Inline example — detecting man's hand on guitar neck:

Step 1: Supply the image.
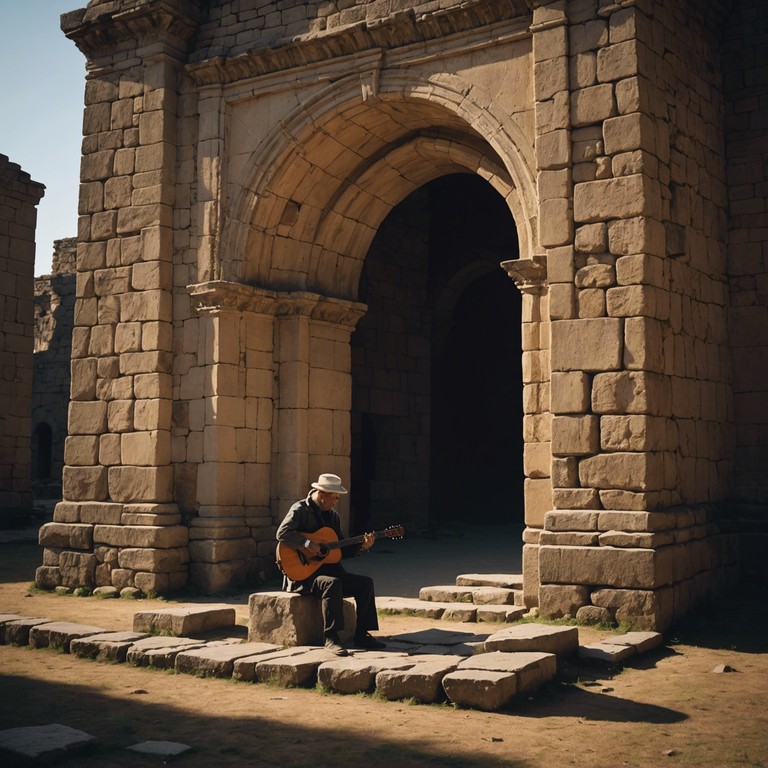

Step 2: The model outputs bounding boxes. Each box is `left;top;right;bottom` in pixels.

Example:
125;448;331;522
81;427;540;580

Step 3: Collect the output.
360;532;375;552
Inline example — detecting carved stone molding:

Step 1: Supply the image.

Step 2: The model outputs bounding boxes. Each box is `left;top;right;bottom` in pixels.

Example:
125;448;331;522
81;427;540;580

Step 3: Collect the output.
501;254;547;294
187;281;367;330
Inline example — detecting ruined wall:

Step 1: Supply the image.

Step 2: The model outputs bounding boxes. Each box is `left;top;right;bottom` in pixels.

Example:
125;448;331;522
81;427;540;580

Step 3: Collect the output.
723;0;768;576
32;238;77;497
0;155;45;522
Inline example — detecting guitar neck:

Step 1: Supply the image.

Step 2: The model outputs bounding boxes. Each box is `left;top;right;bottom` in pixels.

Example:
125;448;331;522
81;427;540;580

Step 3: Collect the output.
327;529;389;550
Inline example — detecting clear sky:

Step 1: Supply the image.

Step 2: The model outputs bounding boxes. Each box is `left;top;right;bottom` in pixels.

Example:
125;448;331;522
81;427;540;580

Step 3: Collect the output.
1;1;87;276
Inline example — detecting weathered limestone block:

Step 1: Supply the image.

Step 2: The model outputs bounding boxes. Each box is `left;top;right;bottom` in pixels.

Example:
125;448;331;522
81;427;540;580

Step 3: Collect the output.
579;452;664;491
255;649;340;688
457;651;557;695
540;531;600;546
59;551;97;587
62;466;108;501
29;621;107;652
524;478;553;528
597;39;639;82
603;113;656;155
317;656;415;695
94;524;188;548
575;264;614;290
552;415;599;455
607;216;665;257
524;441;551;478
575;605;613;625
2;618;52;646
247;592;356;646
175;642;280;678
376;657;462;703
596;510;677;532
574;174;660;222
78;502;124;525
590;586;674;630
571;83;616;127
485;622;579;656
189;561;246;594
550;371;590;414
599;489;655;511
68;400;108;434
108;465;173;502
35;566;63;590
592;371;669;414
539;545;670;589
624;316;664;372
598;531;675;548
118;547;188;572
70;631;149;662
539;197;572;248
232;648;311;683
441;669;518;711
134;570;188;595
551;488;600;509
544;510;599;531
39;523;94;551
600;414;667;452
419;586;474;603
538;584;590;618
551;318;622;371
133;605;235;635
126;636;208;669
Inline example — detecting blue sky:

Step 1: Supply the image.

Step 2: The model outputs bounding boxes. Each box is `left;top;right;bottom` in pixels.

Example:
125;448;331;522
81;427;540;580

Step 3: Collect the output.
1;1;86;275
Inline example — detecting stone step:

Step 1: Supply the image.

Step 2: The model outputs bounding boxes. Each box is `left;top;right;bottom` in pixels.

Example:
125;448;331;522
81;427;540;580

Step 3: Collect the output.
378;596;526;623
455;573;524;590
71;631;150;662
29;621;108;652
175;641;283;679
132;605;237;636
483;623;579;658
578;631;665;664
419;584;524;606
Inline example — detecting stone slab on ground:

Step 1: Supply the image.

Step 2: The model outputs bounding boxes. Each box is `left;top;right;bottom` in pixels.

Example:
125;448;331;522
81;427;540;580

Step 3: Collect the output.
71;631;150;662
247;591;356;646
420;585;520;605
0;614;34;644
126;740;191;757
391;627;488;651
456;573;524;589
457;651;558;695
317;655;415;694
441;669;519;711
132;605;236;636
578;642;638;663
609;631;664;654
1;617;52;646
0;723;96;761
126;636;211;669
232;647;314;683
175;641;282;678
375;656;464;703
254;648;341;687
29;621;108;652
376;596;449;619
484;623;579;657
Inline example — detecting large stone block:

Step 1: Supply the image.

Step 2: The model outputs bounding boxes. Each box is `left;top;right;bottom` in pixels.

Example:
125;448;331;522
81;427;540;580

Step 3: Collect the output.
108;465;173;503
552;415;599;455
539;544;670;589
574;174;660;222
591;371;669;414
118;547;188;572
39;523;94;550
62;466;108;501
579;451;664;492
247;591;356;646
551;318;622;371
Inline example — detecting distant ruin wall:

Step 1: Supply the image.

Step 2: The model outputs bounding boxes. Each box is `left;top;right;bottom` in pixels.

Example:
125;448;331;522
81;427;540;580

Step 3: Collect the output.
0;154;45;521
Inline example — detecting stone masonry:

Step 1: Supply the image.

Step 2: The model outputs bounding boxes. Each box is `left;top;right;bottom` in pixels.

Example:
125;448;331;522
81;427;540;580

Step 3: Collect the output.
33;238;77;498
35;0;767;628
0;154;45;522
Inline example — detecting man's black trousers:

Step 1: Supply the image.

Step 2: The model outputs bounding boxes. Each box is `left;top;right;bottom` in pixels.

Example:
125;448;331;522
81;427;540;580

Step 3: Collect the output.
308;565;379;637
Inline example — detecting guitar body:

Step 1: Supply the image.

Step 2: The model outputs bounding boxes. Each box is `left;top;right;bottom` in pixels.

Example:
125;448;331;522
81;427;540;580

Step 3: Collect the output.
276;524;405;582
276;527;343;582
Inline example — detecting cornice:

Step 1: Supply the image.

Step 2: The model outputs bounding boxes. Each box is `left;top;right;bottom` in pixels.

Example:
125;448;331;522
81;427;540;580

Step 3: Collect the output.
501;254;547;294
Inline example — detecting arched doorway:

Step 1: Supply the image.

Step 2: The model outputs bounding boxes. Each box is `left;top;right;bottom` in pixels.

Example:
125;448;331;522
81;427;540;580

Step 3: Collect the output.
350;174;522;534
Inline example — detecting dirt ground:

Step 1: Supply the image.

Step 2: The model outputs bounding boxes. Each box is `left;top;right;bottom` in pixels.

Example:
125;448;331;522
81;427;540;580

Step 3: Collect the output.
1;540;767;768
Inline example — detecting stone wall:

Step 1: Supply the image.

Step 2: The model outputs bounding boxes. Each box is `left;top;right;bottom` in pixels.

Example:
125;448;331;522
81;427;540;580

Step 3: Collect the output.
0;155;45;523
723;0;768;577
32;238;77;498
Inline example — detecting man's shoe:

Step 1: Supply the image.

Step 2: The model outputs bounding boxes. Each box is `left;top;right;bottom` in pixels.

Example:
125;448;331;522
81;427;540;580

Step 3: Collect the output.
324;633;349;656
353;632;386;650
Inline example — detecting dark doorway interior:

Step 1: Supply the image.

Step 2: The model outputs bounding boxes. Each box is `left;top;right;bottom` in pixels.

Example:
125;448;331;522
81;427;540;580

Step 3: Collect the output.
33;422;53;480
351;173;522;533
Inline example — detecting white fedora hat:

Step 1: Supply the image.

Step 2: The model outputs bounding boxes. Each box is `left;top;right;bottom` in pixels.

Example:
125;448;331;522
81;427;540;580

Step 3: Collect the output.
311;473;348;494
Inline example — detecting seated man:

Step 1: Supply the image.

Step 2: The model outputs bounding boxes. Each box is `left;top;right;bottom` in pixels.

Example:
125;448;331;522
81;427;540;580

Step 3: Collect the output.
276;473;386;656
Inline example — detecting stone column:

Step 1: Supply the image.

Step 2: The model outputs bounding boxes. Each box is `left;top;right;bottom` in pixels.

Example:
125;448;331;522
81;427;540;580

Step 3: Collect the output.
0;155;45;522
37;2;199;594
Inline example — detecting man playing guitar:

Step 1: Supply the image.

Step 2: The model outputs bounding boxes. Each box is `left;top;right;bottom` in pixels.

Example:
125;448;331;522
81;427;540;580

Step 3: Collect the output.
276;473;386;656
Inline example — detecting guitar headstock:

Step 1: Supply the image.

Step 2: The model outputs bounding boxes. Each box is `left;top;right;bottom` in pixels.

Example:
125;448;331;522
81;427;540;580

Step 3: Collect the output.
384;525;405;540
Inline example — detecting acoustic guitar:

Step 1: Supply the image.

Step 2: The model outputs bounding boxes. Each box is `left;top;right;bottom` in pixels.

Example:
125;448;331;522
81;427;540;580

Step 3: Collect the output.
276;524;405;581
